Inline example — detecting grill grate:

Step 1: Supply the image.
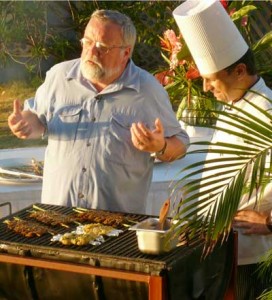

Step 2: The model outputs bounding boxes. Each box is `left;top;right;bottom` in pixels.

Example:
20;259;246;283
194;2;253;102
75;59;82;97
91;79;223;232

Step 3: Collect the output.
0;203;201;272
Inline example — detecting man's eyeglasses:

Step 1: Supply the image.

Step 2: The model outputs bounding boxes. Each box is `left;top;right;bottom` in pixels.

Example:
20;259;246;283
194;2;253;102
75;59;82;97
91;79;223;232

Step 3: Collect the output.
80;38;127;55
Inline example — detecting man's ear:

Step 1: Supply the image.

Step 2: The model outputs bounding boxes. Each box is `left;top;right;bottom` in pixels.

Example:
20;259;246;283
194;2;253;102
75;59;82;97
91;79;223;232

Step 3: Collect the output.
235;63;247;77
124;46;132;59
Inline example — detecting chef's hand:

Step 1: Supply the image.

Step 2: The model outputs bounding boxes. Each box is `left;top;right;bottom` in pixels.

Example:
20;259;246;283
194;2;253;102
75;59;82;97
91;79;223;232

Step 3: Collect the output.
8;99;45;139
233;210;271;235
130;118;165;154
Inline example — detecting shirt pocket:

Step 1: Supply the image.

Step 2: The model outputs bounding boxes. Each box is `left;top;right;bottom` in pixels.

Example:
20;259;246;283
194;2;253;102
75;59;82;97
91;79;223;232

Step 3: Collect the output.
48;106;83;142
104;113;149;167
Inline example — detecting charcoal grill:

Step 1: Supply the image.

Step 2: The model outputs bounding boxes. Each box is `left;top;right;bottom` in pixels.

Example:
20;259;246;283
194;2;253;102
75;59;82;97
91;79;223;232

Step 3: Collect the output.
0;203;236;300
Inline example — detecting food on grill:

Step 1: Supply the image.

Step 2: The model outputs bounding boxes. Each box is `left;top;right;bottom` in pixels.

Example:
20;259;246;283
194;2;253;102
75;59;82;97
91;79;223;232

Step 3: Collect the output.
74;209;128;227
82;223;115;235
31;159;44;176
51;223;123;246
29;210;76;227
0;159;43;180
4;218;52;238
60;232;97;246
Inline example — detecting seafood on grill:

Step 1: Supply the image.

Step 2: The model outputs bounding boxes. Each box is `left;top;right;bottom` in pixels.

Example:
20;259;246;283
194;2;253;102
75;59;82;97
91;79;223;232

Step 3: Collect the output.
4;218;53;238
29;209;77;227
51;223;123;246
81;223;115;235
59;232;99;246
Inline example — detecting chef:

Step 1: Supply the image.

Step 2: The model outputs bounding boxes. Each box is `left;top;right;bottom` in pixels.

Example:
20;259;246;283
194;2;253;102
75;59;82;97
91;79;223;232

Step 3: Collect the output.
173;1;272;299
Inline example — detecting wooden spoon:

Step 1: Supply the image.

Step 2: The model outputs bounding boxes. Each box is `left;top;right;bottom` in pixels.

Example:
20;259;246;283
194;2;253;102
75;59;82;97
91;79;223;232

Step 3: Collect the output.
158;198;170;230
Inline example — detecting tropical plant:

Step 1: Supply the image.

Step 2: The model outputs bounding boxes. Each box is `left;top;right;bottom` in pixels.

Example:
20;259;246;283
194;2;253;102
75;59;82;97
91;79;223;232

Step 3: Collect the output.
154;1;272;125
228;0;272;86
154;28;218;125
0;1;181;80
164;2;272;297
258;249;272;299
169;94;272;298
0;1;81;79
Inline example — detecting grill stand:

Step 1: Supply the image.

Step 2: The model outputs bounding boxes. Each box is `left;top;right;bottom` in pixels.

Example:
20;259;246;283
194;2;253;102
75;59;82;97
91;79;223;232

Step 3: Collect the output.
0;244;236;300
0;254;165;300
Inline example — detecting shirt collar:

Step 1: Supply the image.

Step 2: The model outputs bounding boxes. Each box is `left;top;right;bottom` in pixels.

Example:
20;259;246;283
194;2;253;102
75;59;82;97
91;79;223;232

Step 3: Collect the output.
114;59;140;93
240;77;265;101
232;77;264;105
65;58;140;94
66;59;82;80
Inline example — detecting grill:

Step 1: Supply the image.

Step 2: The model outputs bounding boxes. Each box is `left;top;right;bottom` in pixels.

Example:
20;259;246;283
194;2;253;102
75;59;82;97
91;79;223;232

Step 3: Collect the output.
0;203;236;300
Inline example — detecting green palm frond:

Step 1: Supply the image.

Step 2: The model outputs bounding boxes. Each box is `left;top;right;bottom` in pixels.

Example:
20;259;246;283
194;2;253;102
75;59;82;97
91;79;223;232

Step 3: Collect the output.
257;249;272;299
230;4;257;22
171;95;272;255
252;31;272;56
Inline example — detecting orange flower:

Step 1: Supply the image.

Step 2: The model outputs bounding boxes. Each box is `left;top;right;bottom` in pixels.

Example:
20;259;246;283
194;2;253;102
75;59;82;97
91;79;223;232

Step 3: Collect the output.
186;67;200;80
155;70;174;86
156;29;203;100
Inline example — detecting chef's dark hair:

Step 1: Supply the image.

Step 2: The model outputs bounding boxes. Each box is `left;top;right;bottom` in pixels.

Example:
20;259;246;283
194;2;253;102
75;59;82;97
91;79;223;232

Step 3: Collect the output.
224;48;257;76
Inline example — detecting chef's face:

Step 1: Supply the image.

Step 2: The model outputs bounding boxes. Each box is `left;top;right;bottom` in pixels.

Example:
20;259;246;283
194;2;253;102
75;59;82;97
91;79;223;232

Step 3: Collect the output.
80;17;131;85
202;65;245;103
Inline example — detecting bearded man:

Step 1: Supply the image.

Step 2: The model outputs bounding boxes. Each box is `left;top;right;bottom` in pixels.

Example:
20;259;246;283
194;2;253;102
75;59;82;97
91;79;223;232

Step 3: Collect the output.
8;9;189;213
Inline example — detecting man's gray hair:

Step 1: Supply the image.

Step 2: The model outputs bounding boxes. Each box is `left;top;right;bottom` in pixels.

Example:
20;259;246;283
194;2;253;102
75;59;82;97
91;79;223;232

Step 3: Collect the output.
90;9;136;56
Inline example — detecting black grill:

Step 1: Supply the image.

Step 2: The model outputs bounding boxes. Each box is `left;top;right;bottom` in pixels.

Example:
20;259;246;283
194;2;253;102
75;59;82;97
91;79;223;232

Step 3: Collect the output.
0;203;201;274
0;203;235;300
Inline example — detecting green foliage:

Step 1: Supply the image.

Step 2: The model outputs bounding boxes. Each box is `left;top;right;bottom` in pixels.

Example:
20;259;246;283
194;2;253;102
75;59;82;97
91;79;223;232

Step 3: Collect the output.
0;1;181;80
172;96;272;256
257;249;272;299
0;2;50;76
154;1;272;126
176;96;220;126
1;1;270;84
229;1;272;87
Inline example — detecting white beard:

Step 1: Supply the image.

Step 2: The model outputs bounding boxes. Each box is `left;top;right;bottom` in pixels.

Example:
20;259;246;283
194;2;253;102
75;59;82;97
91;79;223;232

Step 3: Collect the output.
80;59;105;81
80;57;123;83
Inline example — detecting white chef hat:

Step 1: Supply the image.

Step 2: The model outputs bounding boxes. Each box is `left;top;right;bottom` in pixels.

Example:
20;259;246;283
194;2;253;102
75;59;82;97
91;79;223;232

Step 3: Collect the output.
173;0;249;75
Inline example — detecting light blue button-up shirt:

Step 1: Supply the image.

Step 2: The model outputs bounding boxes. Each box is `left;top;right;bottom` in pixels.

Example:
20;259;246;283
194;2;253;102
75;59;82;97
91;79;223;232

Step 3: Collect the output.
29;58;189;213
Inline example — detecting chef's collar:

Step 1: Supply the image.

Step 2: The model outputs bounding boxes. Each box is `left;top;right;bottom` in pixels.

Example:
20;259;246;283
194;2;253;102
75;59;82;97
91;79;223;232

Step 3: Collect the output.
231;76;261;105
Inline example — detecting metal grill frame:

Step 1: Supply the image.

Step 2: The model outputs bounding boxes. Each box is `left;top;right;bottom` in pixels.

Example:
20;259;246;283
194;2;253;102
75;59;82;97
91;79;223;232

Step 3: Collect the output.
0;203;236;300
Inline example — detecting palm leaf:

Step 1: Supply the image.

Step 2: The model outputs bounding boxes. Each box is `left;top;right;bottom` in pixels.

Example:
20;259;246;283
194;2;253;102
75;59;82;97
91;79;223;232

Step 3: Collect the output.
252;31;272;55
171;96;272;256
230;5;257;22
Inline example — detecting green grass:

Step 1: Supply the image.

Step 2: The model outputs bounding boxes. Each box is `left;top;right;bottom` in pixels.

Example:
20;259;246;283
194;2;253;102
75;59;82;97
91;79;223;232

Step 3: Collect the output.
0;80;47;149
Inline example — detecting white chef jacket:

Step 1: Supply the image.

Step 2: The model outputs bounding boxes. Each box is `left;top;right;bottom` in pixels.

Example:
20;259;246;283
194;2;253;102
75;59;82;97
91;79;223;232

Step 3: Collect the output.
203;78;272;265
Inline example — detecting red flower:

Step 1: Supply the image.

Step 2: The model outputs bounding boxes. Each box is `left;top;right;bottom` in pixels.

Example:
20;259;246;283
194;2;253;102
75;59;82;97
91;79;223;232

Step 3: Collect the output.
155;70;174;86
220;0;228;10
186;67;200;80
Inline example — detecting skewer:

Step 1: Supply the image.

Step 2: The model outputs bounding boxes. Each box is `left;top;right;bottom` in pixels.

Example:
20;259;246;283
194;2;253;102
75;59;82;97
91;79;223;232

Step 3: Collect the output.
73;207;89;212
30;204;73;228
4;217;55;237
0;167;43;180
73;208;84;213
32;204;45;211
60;223;69;228
73;221;82;226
